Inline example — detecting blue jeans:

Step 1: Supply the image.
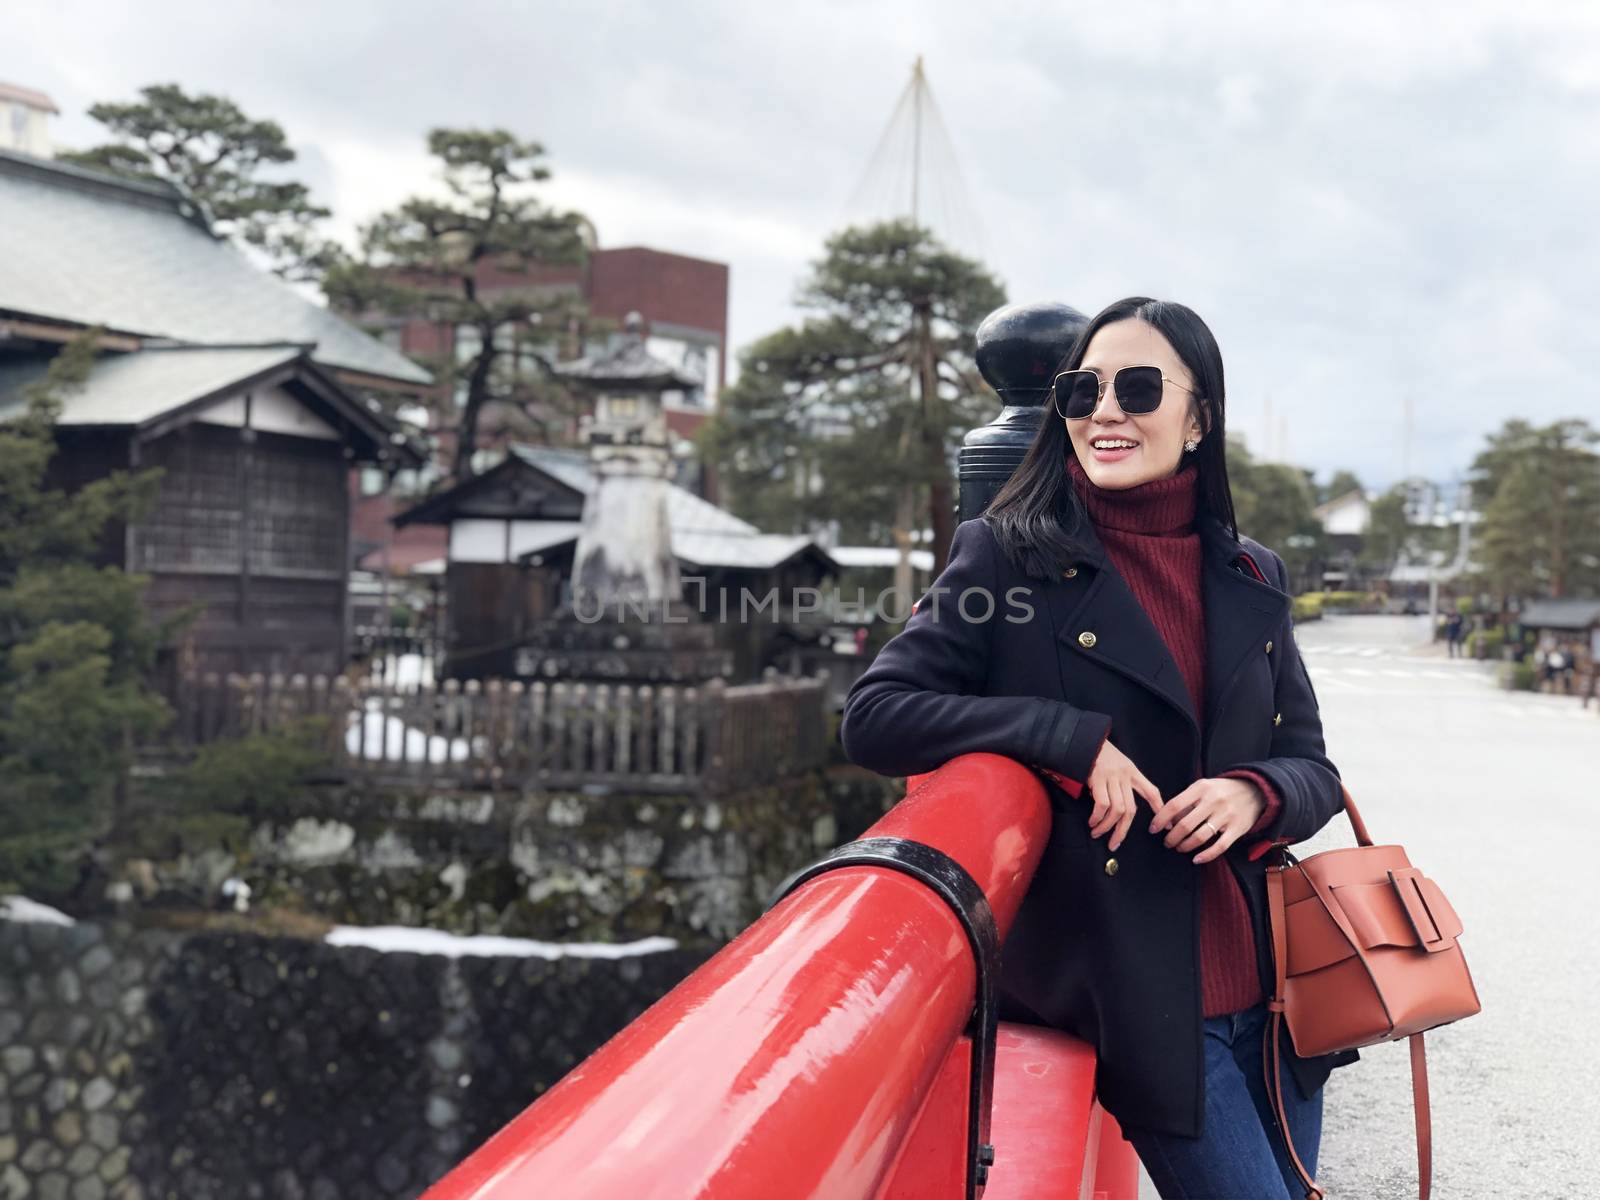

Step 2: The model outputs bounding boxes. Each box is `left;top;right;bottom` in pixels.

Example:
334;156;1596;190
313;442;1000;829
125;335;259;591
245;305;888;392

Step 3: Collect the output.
1126;1002;1324;1199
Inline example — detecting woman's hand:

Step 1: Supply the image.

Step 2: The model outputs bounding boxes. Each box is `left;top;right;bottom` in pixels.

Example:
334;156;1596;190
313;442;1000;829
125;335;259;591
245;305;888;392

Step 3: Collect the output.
1085;740;1164;853
1148;776;1267;865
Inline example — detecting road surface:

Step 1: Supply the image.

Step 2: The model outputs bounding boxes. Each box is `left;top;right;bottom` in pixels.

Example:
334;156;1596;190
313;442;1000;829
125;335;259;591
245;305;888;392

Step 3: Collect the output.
1139;614;1600;1197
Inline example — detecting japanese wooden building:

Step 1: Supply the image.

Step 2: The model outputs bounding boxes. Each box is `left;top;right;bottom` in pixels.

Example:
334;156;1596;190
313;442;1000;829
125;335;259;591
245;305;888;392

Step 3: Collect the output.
394;445;839;682
0;147;430;677
0;345;425;677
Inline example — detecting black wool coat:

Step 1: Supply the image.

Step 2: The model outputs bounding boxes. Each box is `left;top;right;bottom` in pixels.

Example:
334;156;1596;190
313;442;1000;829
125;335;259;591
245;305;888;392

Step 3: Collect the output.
839;512;1360;1140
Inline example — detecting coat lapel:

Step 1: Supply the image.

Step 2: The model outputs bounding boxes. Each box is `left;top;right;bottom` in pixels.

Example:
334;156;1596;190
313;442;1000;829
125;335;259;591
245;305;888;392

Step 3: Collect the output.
1198;517;1289;757
1045;515;1289;757
1046;523;1201;741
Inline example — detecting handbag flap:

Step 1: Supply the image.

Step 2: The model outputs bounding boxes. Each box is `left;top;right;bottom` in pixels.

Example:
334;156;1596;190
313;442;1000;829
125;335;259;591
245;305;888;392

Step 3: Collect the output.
1283;872;1463;976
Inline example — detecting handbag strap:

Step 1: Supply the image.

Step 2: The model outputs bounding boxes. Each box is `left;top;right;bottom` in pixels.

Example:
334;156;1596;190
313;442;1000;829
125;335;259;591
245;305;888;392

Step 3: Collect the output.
1410;1032;1433;1199
1265;863;1327;1199
1340;783;1374;847
1265;857;1435;1200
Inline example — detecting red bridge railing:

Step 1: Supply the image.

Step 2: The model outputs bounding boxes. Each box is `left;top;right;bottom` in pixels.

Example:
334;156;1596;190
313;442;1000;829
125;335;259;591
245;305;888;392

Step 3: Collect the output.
423;753;1140;1199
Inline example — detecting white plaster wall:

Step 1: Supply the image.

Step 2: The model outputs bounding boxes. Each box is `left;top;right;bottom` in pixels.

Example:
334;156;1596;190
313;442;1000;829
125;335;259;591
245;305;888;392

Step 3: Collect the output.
201;385;340;440
450;519;511;564
448;519;581;564
1321;496;1370;536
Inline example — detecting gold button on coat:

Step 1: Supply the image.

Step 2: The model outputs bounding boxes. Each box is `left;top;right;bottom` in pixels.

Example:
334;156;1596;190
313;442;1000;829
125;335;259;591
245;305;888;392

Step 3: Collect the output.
1265;640;1274;653
1104;857;1119;876
1273;712;1283;726
1062;567;1079;578
1078;631;1098;648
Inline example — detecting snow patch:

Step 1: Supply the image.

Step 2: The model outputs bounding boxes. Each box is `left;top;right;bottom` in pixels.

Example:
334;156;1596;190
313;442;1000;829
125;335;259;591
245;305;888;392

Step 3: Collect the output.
324;924;677;960
275;817;357;865
346;707;471;764
0;895;76;926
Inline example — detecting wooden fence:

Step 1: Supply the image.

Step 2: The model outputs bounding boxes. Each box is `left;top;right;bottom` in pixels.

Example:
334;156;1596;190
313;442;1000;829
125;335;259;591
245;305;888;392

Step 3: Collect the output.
169;670;831;793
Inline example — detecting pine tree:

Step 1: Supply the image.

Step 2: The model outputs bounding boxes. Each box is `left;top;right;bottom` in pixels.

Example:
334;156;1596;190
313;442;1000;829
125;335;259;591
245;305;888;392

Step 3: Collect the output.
0;335;171;894
1226;437;1324;583
1471;419;1600;600
1358;486;1414;575
700;220;1005;585
59;83;341;282
1317;469;1364;504
325;130;591;480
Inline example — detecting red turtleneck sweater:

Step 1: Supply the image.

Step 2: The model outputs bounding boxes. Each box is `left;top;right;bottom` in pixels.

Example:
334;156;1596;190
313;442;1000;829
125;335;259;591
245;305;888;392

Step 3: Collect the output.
1064;454;1281;1017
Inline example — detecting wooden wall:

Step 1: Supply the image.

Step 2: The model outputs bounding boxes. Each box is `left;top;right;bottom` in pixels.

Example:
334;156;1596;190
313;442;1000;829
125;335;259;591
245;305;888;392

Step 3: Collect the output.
135;423;351;678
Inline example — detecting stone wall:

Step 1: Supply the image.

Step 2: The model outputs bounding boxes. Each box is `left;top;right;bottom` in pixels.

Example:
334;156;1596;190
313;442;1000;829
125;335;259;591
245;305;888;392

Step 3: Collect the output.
123;773;844;944
0;917;711;1199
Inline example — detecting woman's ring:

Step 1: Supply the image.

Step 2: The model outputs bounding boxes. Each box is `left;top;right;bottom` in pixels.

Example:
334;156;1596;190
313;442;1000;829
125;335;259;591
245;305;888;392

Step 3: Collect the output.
1202;820;1219;838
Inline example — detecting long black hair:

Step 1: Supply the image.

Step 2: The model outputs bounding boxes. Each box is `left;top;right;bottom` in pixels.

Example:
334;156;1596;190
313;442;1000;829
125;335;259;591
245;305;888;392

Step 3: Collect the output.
983;296;1240;580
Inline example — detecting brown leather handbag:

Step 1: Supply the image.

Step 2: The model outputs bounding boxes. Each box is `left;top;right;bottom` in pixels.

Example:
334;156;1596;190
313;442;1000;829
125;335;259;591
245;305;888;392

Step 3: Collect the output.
1263;785;1481;1200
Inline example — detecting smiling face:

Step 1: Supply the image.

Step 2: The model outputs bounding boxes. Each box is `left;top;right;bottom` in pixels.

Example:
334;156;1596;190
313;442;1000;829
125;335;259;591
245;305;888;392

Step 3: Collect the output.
1064;318;1206;490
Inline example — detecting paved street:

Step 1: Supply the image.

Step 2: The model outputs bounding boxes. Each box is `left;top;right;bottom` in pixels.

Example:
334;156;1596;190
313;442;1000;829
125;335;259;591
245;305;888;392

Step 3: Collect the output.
1306;615;1600;1198
1228;620;1593;1200
1137;614;1600;1197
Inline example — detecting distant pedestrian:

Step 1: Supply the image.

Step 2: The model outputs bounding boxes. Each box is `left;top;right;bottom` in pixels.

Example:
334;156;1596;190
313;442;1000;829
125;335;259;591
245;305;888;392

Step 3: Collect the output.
1538;637;1558;687
1558;643;1578;694
1445;612;1465;658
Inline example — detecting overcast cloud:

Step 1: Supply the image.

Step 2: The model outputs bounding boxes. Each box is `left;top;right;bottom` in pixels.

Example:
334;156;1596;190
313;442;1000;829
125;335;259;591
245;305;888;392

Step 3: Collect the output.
12;0;1600;489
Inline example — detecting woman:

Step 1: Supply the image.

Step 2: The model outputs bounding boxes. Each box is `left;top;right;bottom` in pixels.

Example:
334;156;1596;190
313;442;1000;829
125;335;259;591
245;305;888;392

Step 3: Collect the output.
840;297;1357;1198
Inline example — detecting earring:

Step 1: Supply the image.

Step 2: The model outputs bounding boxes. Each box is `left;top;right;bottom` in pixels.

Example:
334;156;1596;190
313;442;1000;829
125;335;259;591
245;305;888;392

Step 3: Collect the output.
1184;438;1200;453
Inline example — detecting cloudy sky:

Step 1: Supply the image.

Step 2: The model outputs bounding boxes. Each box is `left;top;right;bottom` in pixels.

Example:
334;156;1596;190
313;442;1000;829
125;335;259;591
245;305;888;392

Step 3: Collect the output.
13;0;1600;489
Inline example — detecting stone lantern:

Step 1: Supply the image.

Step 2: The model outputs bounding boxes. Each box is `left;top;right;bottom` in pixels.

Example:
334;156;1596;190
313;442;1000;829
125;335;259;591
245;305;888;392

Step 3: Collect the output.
516;313;731;683
563;312;696;615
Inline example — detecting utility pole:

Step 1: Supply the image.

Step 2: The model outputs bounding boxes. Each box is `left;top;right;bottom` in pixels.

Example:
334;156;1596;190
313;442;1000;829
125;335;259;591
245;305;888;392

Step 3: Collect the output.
1402;393;1414;482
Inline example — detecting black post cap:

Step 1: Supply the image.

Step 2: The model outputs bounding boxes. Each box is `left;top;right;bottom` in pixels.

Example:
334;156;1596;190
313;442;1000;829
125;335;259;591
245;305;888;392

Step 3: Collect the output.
973;302;1090;409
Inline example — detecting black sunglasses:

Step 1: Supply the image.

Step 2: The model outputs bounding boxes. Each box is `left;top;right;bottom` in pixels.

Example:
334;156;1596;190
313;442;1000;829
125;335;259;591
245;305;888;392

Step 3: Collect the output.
1052;365;1200;420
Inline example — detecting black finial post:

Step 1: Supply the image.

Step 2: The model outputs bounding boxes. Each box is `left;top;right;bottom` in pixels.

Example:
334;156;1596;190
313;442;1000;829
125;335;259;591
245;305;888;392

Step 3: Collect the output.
958;302;1089;523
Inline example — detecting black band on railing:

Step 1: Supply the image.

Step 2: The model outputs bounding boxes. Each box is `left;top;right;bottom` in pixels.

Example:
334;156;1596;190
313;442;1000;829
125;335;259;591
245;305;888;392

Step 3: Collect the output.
767;837;1001;1199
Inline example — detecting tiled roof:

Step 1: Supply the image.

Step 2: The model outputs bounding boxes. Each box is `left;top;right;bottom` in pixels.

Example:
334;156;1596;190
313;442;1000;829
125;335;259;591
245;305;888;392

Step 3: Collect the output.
0;344;303;425
0;343;425;466
507;444;762;538
0;83;59;113
1520;598;1600;629
671;530;819;570
498;444;829;571
507;444;600;497
826;546;936;571
0;149;431;386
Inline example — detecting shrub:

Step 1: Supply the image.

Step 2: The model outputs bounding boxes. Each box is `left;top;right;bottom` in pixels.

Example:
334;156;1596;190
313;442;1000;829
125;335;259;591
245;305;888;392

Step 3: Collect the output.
174;717;333;821
1294;590;1382;614
1502;656;1537;691
1466;628;1505;659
